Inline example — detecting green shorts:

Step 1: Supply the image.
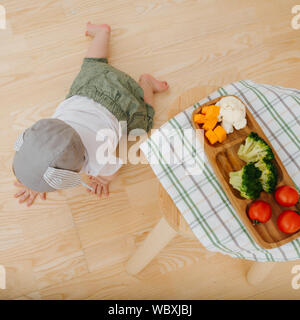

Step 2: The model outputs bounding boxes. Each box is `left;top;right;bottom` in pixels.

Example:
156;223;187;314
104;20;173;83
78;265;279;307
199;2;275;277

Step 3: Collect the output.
66;58;155;133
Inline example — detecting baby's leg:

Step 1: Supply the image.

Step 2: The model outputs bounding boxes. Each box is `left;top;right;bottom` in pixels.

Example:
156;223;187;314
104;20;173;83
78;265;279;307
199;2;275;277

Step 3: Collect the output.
85;22;111;59
139;74;169;106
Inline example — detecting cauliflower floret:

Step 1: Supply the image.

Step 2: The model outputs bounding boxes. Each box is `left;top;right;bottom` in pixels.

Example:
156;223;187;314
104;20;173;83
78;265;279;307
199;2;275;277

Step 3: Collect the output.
221;120;233;134
216;96;247;133
233;118;247;130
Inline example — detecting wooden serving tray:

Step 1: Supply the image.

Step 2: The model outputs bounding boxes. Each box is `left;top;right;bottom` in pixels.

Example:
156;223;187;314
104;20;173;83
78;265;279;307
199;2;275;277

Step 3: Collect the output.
192;95;300;249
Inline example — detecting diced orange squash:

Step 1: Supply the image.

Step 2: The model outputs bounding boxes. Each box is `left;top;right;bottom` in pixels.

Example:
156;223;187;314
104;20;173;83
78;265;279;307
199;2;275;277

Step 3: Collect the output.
213;125;227;143
205;130;218;145
206;105;220;119
202;117;218;131
205;113;218;121
193;114;206;124
201;106;210;114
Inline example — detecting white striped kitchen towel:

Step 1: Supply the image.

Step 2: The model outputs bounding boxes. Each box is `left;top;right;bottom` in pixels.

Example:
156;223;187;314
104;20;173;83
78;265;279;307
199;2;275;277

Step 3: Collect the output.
140;80;300;262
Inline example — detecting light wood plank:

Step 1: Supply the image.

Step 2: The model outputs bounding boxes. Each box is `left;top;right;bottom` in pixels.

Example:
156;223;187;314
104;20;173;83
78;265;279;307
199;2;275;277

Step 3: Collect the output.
0;0;299;299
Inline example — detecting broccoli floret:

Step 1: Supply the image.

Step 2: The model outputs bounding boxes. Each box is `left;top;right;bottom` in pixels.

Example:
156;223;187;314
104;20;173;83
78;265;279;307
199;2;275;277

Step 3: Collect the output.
229;162;263;199
255;158;278;193
237;132;274;163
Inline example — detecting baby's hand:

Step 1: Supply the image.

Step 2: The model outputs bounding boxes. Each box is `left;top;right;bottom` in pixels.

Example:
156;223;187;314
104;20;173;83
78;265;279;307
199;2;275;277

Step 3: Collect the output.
87;176;109;198
14;180;46;207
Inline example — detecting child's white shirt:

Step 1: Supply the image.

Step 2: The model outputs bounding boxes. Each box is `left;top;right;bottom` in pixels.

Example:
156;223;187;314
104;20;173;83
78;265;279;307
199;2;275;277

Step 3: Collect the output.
52;95;122;177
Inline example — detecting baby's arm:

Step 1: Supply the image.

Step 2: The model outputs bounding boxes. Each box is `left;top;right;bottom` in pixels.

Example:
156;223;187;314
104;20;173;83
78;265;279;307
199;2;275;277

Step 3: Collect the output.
87;171;119;198
14;180;47;206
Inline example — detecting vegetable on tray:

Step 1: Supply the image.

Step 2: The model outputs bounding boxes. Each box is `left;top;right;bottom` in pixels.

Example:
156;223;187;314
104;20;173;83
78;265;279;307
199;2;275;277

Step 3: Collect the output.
214;126;227;143
229;162;262;200
275;185;299;207
193;96;248;144
205;125;227;144
248;200;272;224
203;118;218;131
194;105;227;145
254;158;278;193
229;132;278;199
237;132;274;163
277;210;300;234
193;114;206;124
216;96;247;134
205;129;218;145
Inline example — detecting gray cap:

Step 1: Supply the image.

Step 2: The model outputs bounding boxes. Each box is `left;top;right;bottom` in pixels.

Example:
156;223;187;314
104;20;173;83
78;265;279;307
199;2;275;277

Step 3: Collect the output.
13;119;86;193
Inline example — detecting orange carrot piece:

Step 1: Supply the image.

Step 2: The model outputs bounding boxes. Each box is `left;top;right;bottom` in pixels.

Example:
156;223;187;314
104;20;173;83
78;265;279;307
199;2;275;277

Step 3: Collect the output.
202;118;218;131
213;125;227;143
206;105;220;119
194;114;206;124
201;106;210;114
205;130;218;145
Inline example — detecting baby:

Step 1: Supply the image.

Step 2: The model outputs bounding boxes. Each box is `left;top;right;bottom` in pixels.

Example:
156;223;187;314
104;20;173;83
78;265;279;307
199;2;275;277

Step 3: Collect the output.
13;22;169;206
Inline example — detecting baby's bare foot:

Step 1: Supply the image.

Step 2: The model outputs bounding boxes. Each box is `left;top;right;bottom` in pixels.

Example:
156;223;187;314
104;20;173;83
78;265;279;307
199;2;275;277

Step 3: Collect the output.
85;22;111;37
139;74;169;93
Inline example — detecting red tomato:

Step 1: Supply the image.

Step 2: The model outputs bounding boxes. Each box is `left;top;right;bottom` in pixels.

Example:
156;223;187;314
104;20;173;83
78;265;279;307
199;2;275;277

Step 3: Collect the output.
275;185;299;207
248;200;272;224
277;210;300;234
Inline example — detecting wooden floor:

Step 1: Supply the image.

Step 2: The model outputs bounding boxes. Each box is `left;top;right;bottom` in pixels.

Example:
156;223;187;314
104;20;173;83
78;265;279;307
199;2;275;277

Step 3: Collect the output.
0;0;300;300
